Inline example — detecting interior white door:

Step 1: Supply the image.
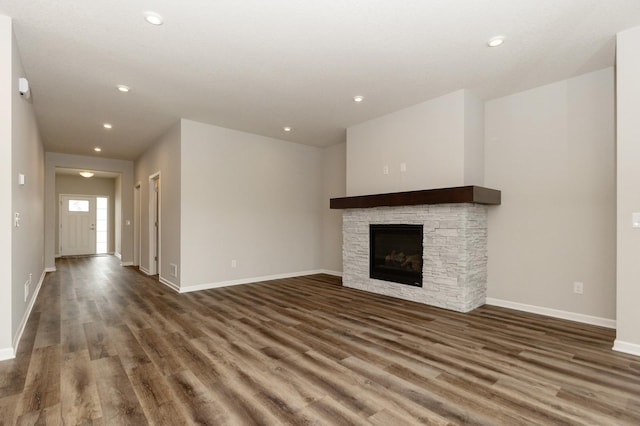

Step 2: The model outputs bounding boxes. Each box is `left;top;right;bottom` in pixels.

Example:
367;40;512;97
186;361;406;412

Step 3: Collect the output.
60;195;97;255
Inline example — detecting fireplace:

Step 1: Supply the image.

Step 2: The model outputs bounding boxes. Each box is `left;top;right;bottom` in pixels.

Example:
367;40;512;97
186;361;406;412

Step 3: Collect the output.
332;186;500;312
370;224;423;286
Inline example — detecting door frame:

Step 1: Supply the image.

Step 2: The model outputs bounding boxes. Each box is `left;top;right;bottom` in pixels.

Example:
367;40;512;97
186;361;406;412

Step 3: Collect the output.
148;172;161;275
134;182;141;266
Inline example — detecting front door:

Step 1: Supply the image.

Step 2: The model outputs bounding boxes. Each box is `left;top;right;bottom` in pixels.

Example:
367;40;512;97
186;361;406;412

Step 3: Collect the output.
60;195;96;256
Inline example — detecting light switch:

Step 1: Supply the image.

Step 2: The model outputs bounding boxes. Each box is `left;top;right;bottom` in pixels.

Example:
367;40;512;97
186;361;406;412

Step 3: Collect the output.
633;212;640;228
18;174;25;185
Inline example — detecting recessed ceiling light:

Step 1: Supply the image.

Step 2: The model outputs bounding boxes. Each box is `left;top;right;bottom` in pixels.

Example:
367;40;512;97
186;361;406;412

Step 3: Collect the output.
487;36;505;47
103;123;112;129
94;147;102;152
144;11;163;26
353;95;365;103
116;85;130;93
283;126;292;132
79;171;94;178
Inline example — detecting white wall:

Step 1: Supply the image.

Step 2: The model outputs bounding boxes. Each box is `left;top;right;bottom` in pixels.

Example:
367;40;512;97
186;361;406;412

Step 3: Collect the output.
464;91;484;185
180;119;323;289
321;142;346;273
45;153;134;269
615;26;640;354
0;15;13;357
0;15;46;359
134;121;181;288
346;89;484;196
54;175;116;255
485;68;615;322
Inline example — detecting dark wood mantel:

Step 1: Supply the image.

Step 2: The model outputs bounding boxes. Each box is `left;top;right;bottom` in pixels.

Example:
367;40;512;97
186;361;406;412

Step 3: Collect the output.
330;185;501;209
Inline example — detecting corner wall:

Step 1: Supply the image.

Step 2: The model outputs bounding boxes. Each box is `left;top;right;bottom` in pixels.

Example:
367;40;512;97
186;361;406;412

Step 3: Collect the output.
180;119;323;290
464;91;484;185
615;26;640;355
321;142;346;274
485;68;616;324
0;14;14;357
0;15;46;359
134;121;181;288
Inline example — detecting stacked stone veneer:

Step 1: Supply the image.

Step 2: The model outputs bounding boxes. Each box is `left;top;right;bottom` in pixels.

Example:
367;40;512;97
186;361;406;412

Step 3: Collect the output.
342;203;488;313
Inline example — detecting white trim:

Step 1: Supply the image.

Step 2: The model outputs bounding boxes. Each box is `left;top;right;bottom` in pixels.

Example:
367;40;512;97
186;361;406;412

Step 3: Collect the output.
120;261;134;267
0;347;14;361
319;269;342;277
486;297;616;329
148;172;161;276
180;270;334;293
114;252;122;260
139;266;152;275
134;181;141;267
45;267;56;272
159;276;180;292
613;340;640;357
12;270;47;357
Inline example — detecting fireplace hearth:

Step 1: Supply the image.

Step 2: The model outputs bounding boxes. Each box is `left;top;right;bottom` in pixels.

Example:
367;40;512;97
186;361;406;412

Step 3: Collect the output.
370;224;423;286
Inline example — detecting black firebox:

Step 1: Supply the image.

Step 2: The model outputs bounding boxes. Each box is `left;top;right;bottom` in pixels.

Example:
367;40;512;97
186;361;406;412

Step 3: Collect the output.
369;224;423;287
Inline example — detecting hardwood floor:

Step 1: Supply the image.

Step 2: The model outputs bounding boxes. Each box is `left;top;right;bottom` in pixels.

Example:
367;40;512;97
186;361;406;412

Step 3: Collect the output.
1;256;639;425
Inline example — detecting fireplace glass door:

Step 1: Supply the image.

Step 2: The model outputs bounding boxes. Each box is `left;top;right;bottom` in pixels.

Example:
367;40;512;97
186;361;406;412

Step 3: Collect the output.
370;224;423;286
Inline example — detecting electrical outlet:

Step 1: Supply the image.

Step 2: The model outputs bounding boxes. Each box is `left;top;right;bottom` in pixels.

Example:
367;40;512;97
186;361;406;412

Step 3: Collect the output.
383;165;389;175
400;162;407;172
573;281;584;295
231;259;237;268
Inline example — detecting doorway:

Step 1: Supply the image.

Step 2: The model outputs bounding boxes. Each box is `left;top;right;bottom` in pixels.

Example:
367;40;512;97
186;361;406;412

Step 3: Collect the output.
59;195;109;256
149;173;160;275
134;182;141;266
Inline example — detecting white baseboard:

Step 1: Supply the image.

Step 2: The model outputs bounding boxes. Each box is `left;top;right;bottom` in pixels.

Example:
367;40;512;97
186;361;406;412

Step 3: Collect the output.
159;276;180;293
0;347;14;361
180;269;335;293
613;340;640;356
485;297;616;329
45;267;56;273
319;269;343;277
11;269;47;358
120;261;134;267
114;252;122;260
139;266;152;275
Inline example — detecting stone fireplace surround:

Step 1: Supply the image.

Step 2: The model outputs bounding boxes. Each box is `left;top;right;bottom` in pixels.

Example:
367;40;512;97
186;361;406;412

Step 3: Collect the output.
331;186;501;313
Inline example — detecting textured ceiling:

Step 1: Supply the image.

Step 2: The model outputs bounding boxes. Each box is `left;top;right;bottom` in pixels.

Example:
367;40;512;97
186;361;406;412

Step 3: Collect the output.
1;0;639;160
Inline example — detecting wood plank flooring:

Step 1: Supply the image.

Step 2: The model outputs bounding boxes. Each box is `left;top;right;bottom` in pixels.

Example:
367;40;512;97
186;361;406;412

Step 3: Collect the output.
1;255;639;425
